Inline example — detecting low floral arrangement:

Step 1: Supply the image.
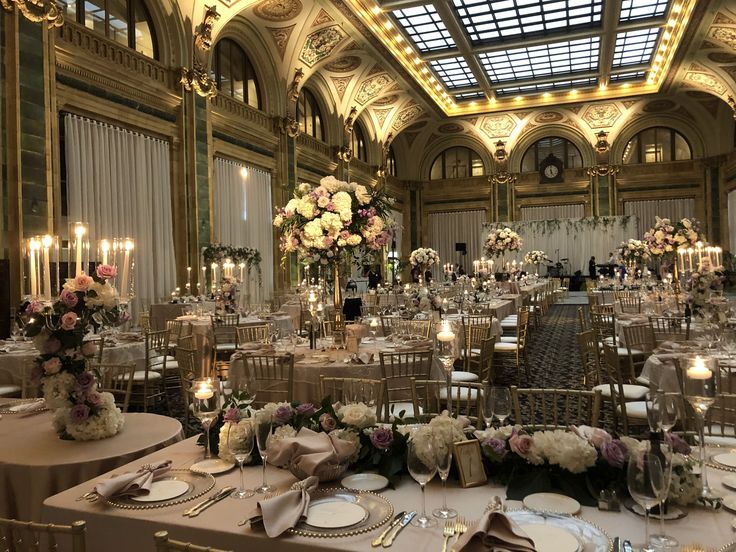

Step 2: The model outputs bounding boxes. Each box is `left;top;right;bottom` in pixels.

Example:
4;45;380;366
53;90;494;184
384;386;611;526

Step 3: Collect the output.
273;176;395;266
523;251;549;266
219;275;239;313
617;239;650;264
202;243;262;287
643;217;704;258
408;286;443;312
484;228;523;258
478;425;699;506
24;267;128;441
409;248;439;270
686;258;725;315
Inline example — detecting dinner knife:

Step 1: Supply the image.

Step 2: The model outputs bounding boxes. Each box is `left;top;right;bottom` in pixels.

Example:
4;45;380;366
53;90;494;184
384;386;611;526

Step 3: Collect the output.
382;511;416;547
183;487;234;517
371;512;406;547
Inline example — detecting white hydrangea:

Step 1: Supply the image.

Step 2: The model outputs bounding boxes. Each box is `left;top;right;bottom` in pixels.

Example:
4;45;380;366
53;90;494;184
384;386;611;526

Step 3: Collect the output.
337;402;377;429
532;430;598;474
329;428;361;462
218;419;255;463
297;197;316;220
43;372;78;410
63;393;125;441
354;185;371;206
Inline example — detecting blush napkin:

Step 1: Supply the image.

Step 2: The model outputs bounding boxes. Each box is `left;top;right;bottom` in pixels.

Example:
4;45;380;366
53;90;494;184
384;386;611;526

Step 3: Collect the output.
94;460;173;498
453;511;536;552
246;476;319;537
267;427;355;476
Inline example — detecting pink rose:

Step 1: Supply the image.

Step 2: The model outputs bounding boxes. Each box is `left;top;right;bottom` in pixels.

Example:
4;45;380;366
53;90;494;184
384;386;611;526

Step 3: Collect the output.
95;264;117;280
509;432;534;457
87;392;102;407
73;274;93;291
60;289;78;308
25;300;43;314
319;413;337;431
60;312;78;330
42;357;61;374
81;341;97;357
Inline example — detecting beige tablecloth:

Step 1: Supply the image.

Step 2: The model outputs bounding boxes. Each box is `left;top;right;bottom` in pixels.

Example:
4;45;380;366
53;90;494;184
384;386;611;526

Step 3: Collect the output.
1;410;183;520
42;436;736;551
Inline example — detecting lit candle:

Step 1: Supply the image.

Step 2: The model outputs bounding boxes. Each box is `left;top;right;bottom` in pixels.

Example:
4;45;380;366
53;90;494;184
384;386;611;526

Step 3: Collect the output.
194;382;214;400
187;266;192;290
73;223;86;276
369;317;379;328
239;262;245;281
687;356;712;380
121;239;133;301
678;248;685;273
696;241;704;264
716;247;722;268
211;263;218;292
41;235;53;300
437;321;455;342
687;248;693;271
100;239;110;265
28;238;39;297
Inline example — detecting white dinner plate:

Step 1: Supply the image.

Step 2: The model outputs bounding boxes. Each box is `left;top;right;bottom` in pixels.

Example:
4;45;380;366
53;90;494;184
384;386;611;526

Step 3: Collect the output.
723;474;736;491
519;524;581;552
189;458;235;475
722;495;736;513
713;453;736;468
305;500;367;529
341;473;389;492
523;493;581;515
130;479;190;502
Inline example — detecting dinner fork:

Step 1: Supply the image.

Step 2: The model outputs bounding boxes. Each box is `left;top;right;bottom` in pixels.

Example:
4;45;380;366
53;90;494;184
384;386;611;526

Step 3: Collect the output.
441;521;455;552
453;518;468;547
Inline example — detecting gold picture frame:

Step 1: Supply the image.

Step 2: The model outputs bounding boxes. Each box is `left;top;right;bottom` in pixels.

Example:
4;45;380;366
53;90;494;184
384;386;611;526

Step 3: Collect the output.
453;440;487;488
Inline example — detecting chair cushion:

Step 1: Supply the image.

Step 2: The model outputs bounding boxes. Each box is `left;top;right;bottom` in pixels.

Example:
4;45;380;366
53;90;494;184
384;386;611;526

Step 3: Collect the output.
593;383;649;400
215;343;238;351
616;400;649;419
451;371;480;383
388;402;420;420
494;342;519;352
150;355;176;366
151;361;179;371
439;387;480;401
130;370;162;382
0;385;22;397
500;321;518;328
499;336;517;343
697;426;736;447
635;375;650;386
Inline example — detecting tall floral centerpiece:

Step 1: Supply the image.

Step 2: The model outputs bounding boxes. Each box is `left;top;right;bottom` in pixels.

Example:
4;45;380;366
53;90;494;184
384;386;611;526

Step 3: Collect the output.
643;217;703;259
273;176;395;320
523;250;549;275
484;228;522;274
686;258;725;316
24;266;127;440
409;248;439;274
617;239;650;267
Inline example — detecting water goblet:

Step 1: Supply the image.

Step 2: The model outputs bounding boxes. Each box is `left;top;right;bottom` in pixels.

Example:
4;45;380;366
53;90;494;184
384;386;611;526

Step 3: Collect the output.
227;420;255;499
191;378;220;459
432;443;457;520
490;386;511;427
253;411;274;494
649;443;678;551
627;450;665;552
407;435;437;528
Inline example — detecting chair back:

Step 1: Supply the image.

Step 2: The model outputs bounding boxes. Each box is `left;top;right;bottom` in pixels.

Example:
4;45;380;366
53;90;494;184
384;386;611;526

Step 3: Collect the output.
211;314;239;344
577;307;589;332
96;362;136;412
379;349;433;421
319;376;381;409
241;353;294;407
621;323;655;380
174;335;197;425
380;315;400;337
236;324;270;345
600;342;634;434
706;393;736;439
589;310;616;344
165;320;184;345
648;315;690;343
515;308;530;349
405;319;432;339
411;379;483;425
576;330;602;389
0;518;87;552
153;531;232;552
145;329;170;369
139;310;151;332
510;386;602;430
477;337;496;383
95;336;106;364
618;296;642;314
466;324;491;351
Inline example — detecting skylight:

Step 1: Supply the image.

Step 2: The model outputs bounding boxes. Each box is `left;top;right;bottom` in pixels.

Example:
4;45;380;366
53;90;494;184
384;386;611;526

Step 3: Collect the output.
495;77;597;96
619;0;669;22
430;57;478;89
612;28;660;68
392;4;456;52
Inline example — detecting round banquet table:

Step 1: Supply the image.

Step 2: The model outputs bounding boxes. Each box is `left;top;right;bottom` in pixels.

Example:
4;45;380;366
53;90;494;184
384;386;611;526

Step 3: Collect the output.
0;409;183;520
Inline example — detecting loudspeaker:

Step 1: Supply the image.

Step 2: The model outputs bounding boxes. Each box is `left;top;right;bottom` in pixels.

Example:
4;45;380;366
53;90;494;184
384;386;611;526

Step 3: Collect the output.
455;242;467;254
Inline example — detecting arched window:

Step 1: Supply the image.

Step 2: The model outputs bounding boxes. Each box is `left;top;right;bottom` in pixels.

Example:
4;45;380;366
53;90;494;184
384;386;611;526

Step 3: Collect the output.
430;146;484;180
212;38;261;109
58;0;158;59
386;145;397;177
521;137;583;173
622;127;692;164
297;89;324;141
351;121;367;162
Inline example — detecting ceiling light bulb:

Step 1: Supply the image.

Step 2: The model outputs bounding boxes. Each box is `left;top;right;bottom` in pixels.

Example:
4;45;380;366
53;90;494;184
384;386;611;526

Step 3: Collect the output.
404;46;412;54
490;98;496;104
569;89;578;96
371;6;381;14
384;21;392;29
651;64;659;72
514;96;523;102
469;101;477;106
598;83;606;91
434;84;441;91
622;83;630;89
396;34;403;42
429;76;436;83
441;91;448;98
668;18;676;27
647;77;655;85
413;57;421;65
542;92;551;99
672;3;681;13
421;67;428;74
655;54;663;62
663;31;671;41
449;102;456;108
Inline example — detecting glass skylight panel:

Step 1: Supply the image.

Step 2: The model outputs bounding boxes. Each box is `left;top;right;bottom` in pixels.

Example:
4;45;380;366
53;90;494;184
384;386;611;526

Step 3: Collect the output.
495;77;597;96
478;37;600;83
452;0;603;45
612;28;660;68
430;57;478;89
619;0;669;22
455;91;486;101
391;4;456;52
609;71;646;82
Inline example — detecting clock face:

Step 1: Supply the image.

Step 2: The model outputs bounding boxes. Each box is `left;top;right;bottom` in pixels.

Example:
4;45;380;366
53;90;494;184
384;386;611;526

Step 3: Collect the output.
544;164;559;178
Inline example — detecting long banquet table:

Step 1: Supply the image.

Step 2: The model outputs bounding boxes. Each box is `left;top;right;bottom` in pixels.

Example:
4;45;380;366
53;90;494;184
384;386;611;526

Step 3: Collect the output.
1;409;184;521
43;436;736;551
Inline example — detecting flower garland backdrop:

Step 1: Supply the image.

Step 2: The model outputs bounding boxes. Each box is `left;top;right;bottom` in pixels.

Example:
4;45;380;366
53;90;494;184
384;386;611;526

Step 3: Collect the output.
202;243;262;287
24;267;128;440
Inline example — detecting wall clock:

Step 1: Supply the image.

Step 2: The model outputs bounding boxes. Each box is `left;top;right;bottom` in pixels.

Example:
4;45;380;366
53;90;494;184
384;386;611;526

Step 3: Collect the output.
539;153;564;183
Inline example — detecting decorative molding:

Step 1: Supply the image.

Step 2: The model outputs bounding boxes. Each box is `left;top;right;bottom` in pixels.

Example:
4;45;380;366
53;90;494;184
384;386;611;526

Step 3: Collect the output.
287;67;304;102
1;0;63;27
312;9;334;26
330;75;352;100
194;5;219;51
354;73;393;105
587;164;620;177
344;106;357;133
253;0;302;21
299;25;346;67
581;103;621;128
324;55;361;72
337;145;353;162
267;25;296;59
391;104;422;132
372;107;391;128
479;114;516;139
181;6;220;98
279;114;300;138
684;70;728;95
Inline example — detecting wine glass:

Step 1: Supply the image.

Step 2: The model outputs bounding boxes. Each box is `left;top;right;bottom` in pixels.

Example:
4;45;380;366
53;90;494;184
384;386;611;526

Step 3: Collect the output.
490;387;511;427
628;450;666;552
647;391;679;434
648;442;678;551
407;435;437;528
253;411;274;494
432;442;457;519
191;378;220;459
232;366;257;411
482;385;495;429
227;420;255;499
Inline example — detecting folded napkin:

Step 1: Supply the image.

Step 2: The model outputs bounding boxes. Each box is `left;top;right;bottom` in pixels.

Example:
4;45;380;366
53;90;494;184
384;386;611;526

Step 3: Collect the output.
94;460;173;498
267;428;355;477
7;399;45;413
398;339;433;350
345;352;374;364
454;511;536;552
247;476;319;537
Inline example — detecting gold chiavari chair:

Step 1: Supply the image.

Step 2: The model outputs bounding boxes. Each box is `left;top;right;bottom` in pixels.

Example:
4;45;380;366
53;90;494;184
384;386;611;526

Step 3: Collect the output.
404;319;432;339
620;324;656;384
139;310;151;332
379;349;433;421
618;295;642;314
493;308;530;384
240;353;294;408
458;336;496;384
411;379;483;426
577;306;590;332
589;306;617;346
95;336;106;364
464;324;492;371
95;362;136;413
153;531;232;552
510;386;602;430
0;518;87;552
601;342;649;435
236;324;270;345
320;319;345;339
380;315;401;337
319;376;382;409
165;319;184;351
129;329;169;413
648;315;690;344
577;330;602;389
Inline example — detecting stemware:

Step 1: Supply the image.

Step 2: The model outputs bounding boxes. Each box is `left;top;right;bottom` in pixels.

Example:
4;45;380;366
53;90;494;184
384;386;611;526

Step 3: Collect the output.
432;442;457;520
253;411;274;494
627;450;665;552
227;420;255;499
191;378;220;459
435;320;458;416
233;366;257;411
489;386;511;427
648;442;678;551
407;435;437;528
482;385;495;429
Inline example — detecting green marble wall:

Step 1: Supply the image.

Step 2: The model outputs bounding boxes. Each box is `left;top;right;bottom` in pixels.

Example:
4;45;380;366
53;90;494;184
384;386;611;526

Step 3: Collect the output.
195;94;210;252
594;175;611;216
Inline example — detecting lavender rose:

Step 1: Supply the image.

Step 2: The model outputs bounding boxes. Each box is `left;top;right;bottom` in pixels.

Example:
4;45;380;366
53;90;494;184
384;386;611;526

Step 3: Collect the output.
60;289;79;308
601;439;628;468
42;357;61;375
25;300;43;314
370;427;394;450
76;371;95;389
60;312;79;331
69;403;90;424
87;392;102;407
295;403;316;417
274;404;294;424
80;341;97;357
665;432;691;455
483;437;508;460
223;407;241;423
319;413;337;431
95;264;117;280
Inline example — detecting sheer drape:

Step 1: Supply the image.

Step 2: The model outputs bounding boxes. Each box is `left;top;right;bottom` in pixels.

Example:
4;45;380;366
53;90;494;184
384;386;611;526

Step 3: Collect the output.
213;158;273;303
391;209;403;258
520;204;585;221
428;210;486;271
65;114;176;314
485;216;639;274
623;199;695;235
729;190;736;253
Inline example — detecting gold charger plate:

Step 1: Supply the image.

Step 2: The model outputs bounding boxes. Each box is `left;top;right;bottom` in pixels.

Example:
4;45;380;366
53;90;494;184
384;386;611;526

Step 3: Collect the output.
102;470;215;510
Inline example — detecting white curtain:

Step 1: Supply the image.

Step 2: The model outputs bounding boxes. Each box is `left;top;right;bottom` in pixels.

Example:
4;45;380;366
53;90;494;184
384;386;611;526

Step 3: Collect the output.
484;216;639;274
520;204;585;221
391;209;403;258
624;198;695;235
729;190;736;253
213;158;274;304
65;114;176;314
428;210;486;272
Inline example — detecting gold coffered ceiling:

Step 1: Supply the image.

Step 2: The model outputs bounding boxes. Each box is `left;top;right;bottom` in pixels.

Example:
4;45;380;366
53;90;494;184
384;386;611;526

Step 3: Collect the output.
341;0;698;115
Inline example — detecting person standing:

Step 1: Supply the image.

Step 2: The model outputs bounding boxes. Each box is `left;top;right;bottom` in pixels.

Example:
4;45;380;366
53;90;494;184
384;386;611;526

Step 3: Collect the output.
588;256;597;280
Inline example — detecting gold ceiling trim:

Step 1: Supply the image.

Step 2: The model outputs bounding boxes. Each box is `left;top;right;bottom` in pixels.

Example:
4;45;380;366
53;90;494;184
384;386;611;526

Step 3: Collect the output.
1;0;64;27
344;0;698;116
